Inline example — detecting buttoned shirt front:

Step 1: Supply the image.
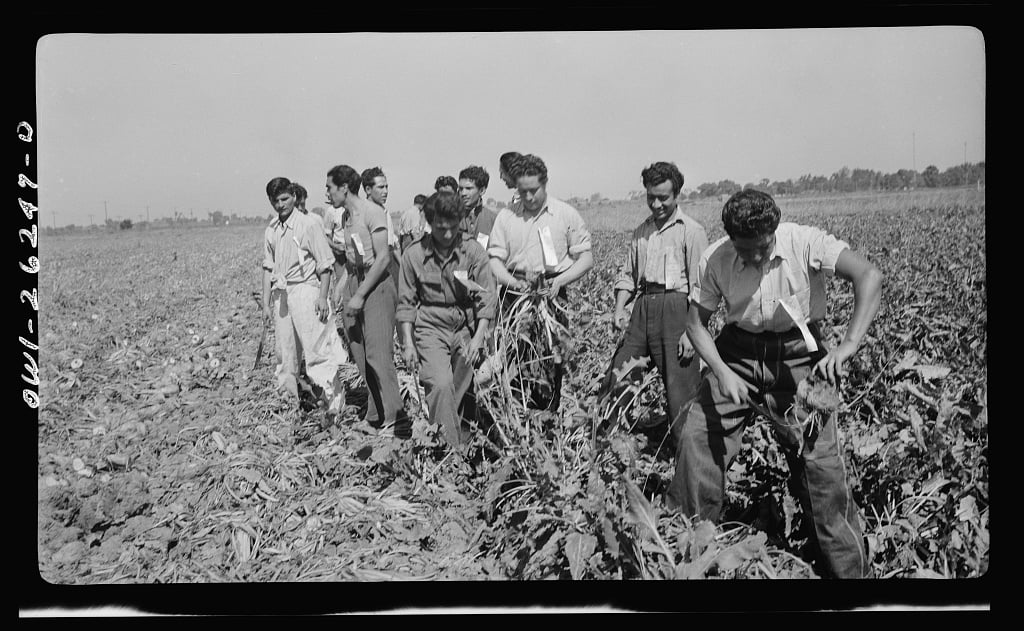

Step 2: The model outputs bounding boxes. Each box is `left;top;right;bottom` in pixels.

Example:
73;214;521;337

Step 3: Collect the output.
691;222;850;333
262;210;335;289
397;234;498;331
324;199;388;274
613;206;708;296
487;195;592;275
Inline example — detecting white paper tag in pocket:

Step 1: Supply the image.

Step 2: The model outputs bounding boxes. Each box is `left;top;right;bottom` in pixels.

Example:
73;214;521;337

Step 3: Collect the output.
454;270;486;292
476;233;489;249
350;233;366;256
423;223;432;234
538;225;559;268
779;296;818;353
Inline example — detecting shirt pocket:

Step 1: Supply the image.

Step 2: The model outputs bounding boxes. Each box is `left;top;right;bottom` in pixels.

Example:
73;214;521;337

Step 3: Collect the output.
768;287;811;331
421;271;447;304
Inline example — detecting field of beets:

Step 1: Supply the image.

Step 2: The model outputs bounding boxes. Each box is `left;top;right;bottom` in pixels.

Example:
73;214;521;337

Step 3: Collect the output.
35;192;987;594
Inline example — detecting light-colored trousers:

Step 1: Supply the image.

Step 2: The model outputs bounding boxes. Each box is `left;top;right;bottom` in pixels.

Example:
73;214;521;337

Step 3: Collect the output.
272;282;346;412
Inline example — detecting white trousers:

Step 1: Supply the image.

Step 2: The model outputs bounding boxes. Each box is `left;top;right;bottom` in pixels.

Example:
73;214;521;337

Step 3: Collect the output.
272;283;346;412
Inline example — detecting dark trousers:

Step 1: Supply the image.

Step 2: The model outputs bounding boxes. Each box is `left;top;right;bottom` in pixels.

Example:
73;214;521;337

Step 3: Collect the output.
666;324;868;579
602;291;701;438
342;270;407;427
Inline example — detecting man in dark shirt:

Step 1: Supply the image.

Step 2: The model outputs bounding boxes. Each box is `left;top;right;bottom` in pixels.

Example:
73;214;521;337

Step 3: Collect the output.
397;191;497;447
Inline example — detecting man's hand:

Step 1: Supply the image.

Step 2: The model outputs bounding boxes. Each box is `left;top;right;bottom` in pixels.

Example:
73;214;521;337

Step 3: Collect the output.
715;367;752;406
813;341;856;386
613;307;630;332
511;277;531;292
547;273;568;296
314;296;329;323
402;342;419;371
677;331;695;363
345;293;365;317
469;333;487;365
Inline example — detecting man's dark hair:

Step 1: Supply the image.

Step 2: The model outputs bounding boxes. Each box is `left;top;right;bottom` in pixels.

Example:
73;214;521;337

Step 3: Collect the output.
289;182;308;204
266;177;292;200
361;166;385;192
434;175;458;192
414;194;427;205
722;189;781;239
459;165;490;190
327;165;362;194
499;151;521;174
516;154;548;185
423;191;466;224
641;162;685;196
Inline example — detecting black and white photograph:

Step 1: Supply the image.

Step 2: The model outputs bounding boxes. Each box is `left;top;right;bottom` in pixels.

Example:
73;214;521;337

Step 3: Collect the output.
23;16;989;616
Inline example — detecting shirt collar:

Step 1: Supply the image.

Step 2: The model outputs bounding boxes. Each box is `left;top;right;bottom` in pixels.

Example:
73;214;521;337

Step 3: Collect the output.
421;234;464;264
734;231;787;270
276;210;298;230
513;197;552;218
644;206;686;233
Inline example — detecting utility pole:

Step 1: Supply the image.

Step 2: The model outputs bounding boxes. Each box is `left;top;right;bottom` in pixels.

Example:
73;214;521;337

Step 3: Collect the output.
88;214;94;226
146;205;150;222
104;200;108;224
912;132;916;172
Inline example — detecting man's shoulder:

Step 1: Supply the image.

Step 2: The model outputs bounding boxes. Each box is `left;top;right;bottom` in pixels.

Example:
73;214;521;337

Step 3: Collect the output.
676;209;707;233
703;235;734;264
403;236;428;259
460;236;488;258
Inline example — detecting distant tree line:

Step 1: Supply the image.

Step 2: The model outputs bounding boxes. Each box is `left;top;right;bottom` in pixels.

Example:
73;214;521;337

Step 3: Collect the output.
690;162;985;200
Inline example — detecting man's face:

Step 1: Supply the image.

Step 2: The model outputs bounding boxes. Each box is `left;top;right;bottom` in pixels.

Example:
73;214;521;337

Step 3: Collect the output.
325;179;348;209
499;167;515;189
271;191;296;216
646;180;678;223
430;216;460;250
731;233;776;269
517;174;547;212
459;178;485;209
365;176;388;207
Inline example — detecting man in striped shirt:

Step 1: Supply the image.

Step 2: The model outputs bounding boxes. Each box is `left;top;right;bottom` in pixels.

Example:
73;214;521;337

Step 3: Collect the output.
669;188;883;579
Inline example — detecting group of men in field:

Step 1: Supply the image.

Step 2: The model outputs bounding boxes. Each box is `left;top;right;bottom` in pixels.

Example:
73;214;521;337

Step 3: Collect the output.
262;153;883;579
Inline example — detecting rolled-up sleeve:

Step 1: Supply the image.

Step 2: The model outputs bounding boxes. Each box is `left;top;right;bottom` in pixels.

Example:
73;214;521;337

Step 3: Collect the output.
566;206;592;256
396;248;420;324
471;246;498;322
303;221;336;275
684;223;709;293
612;236;637;294
262;227;275;272
804;225;850;275
691;245;723;312
487;212;510;262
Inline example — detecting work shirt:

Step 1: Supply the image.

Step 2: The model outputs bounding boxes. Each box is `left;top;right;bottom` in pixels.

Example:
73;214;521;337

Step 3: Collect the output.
691;222;850;334
324;200;389;275
262;210;335;289
397;234;498;332
460;203;498;248
487;196;592;275
613;206;708;296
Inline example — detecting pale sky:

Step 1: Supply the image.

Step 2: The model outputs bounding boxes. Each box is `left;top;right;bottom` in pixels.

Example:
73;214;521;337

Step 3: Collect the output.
36;27;985;227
